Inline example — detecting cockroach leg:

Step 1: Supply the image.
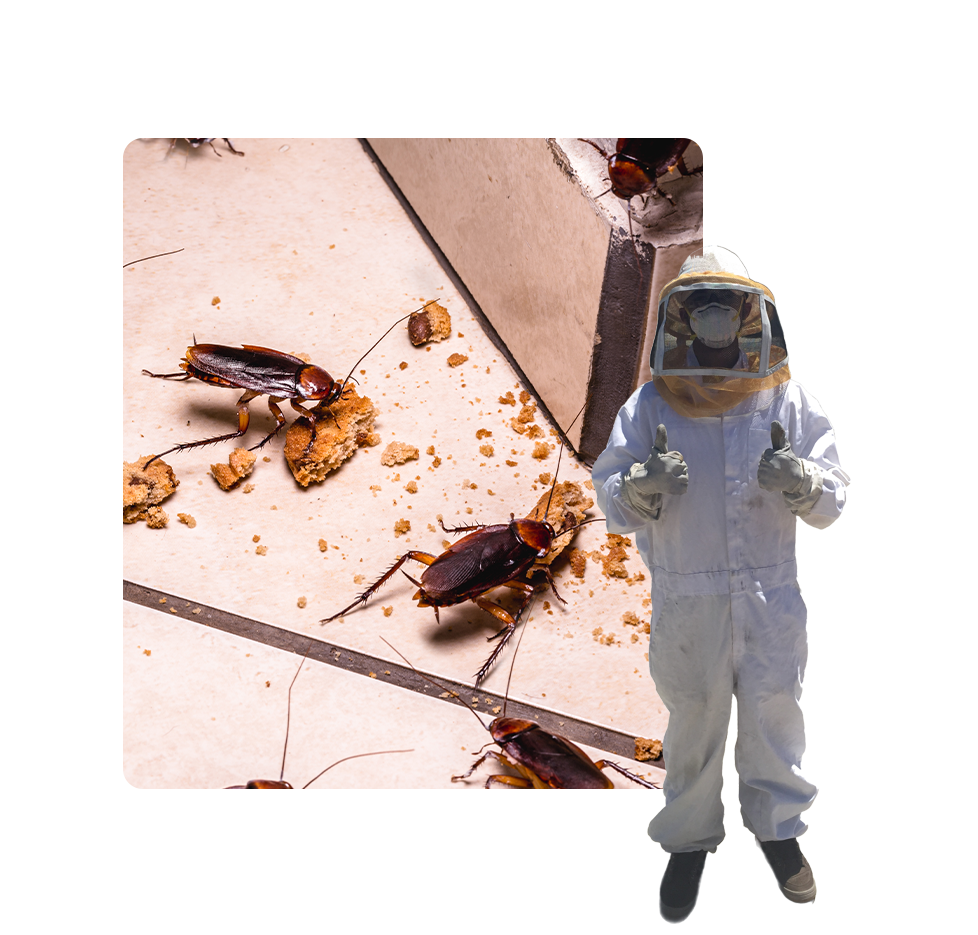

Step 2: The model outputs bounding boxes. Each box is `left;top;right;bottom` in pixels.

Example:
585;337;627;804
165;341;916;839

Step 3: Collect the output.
322;551;438;623
438;516;486;535
537;564;567;605
472;589;534;686
142;369;192;380
485;774;533;789
144;389;258;467
591;760;662;789
248;397;288;451
452;750;532;788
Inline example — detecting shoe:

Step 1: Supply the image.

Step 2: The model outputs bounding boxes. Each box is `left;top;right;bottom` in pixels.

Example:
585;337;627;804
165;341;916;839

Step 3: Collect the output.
757;837;817;903
659;850;707;922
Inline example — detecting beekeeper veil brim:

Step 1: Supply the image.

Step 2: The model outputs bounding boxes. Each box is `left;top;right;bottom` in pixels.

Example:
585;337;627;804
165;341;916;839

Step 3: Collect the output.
650;254;790;418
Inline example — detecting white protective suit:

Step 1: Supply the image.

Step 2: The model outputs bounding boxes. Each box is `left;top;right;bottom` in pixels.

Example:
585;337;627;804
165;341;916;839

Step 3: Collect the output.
593;253;849;854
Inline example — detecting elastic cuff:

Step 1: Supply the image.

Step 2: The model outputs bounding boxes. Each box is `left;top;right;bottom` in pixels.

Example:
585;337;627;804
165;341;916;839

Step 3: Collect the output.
621;474;662;521
782;461;824;517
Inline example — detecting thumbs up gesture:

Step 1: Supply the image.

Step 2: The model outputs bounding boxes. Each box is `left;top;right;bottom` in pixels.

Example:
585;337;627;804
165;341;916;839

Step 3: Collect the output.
757;421;807;493
626;424;689;497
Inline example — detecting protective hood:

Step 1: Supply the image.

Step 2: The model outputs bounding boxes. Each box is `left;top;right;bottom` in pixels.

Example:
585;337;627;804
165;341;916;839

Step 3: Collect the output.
650;247;790;418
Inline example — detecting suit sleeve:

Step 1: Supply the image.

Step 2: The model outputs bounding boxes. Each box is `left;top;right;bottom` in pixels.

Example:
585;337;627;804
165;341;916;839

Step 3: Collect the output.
785;385;850;529
591;386;660;533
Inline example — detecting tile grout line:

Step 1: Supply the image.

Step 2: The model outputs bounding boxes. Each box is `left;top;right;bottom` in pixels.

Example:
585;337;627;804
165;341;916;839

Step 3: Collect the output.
124;578;663;768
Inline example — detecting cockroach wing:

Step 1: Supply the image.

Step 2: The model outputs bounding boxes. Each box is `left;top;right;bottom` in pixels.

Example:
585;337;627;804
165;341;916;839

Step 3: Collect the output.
501;726;614;789
421;525;537;602
186;344;305;397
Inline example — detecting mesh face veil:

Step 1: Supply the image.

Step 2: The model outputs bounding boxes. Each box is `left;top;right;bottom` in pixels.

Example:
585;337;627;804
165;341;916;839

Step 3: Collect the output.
649;247;790;417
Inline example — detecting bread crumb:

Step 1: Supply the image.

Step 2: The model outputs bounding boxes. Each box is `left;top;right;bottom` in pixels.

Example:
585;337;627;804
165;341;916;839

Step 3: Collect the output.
405;480;418;493
499;391;516;406
537;473;552;486
398;361;408;370
476;428;492;440
479;444;494;457
519;390;531;404
569;548;587;579
319;539;328;551
531;442;551;460
255;545;267;555
583;479;595;490
505;459;518;467
263;456;271;463
291;351;312;363
243;483;255;494
431;456;442;468
524;481;594;574
635;738;663;762
297;596;307;609
211;296;220;306
408;301;452;345
442;540;452;549
394;518;411;537
622;611;640;627
447;353;468;367
123;456;179;526
526;425;545;439
509;419;528;435
143;649;151;656
210;448;257;490
382;606;393;617
252;534;261;543
283;389;378;487
517;403;536;423
465;507;473;514
381;441;420;466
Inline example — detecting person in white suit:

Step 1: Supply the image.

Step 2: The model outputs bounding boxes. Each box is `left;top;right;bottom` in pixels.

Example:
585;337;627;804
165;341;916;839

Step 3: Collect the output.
592;247;849;922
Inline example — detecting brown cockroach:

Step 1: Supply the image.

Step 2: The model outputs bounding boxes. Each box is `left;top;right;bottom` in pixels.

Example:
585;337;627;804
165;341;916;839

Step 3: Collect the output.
169;138;245;158
324;424;601;687
226;655;411;789
142;301;436;466
578;138;702;264
380;635;660;790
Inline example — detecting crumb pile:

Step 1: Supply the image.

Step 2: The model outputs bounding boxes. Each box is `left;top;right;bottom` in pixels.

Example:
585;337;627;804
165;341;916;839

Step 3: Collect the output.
283;389;379;486
525;480;594;570
210;448;256;490
634;737;663;762
123;456;179;527
380;441;419;466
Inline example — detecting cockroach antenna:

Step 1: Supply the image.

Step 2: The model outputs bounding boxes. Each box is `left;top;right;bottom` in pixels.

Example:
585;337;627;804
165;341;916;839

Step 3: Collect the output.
227;649;412;789
123;248;185;268
336;300;440;394
501;591;537;719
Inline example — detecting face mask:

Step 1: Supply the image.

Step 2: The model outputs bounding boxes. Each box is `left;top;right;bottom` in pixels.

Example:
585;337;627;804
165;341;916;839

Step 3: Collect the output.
688;303;741;348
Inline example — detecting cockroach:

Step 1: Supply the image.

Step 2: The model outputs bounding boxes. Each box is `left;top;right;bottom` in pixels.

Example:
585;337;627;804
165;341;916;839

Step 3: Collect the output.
380;635;660;790
324;416;602;686
169;138;245;158
226;655;411;789
123;247;185;269
578;138;702;263
142;301;437;467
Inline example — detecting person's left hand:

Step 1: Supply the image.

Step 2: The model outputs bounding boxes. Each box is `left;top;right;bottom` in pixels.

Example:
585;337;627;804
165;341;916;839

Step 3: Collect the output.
757;421;807;493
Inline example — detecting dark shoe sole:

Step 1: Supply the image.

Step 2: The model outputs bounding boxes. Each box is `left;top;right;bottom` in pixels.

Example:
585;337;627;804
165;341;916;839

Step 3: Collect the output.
659;850;707;922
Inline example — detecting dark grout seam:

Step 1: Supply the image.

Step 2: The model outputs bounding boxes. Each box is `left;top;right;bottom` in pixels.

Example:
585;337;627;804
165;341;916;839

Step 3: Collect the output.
124;578;663;770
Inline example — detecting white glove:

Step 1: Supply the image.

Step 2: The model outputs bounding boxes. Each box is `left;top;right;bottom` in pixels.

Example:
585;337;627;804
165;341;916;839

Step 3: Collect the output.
621;424;688;520
757;421;823;516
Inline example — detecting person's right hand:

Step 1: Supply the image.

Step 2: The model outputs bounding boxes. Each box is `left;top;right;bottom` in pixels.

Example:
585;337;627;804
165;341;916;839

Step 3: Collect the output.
626;424;689;497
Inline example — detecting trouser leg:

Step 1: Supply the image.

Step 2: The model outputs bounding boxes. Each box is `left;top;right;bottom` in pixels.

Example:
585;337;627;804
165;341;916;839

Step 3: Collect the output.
648;591;733;853
732;584;817;841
